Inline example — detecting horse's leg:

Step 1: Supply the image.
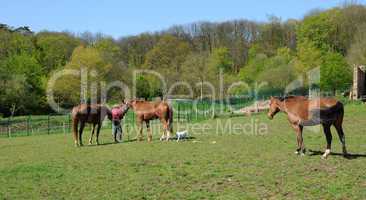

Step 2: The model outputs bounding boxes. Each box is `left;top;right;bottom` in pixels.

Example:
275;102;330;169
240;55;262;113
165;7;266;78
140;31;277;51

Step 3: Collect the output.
159;119;167;141
292;124;305;155
165;121;171;141
95;122;102;145
72;118;79;147
146;120;152;142
160;129;167;141
137;119;144;141
334;121;348;156
89;123;96;145
79;122;86;146
322;123;332;159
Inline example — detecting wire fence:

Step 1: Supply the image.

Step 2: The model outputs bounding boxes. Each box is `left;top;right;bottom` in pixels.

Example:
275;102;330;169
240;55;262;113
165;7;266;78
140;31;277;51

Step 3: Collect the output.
0;97;256;138
0;88;359;138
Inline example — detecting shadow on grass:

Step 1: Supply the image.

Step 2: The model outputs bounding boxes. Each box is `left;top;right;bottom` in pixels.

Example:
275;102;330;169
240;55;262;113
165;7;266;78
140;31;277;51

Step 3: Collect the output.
84;136;197;147
308;149;366;160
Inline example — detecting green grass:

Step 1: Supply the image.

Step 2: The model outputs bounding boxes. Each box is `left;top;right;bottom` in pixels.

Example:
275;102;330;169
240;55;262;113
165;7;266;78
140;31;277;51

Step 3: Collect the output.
0;104;366;199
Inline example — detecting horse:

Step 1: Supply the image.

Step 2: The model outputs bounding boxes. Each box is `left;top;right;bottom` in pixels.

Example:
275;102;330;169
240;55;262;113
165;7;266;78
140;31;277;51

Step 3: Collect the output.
267;96;348;159
71;104;112;146
124;100;173;142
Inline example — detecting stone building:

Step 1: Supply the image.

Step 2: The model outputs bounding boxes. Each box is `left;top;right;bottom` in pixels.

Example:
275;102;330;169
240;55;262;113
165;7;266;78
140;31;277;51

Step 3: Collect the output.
351;65;366;100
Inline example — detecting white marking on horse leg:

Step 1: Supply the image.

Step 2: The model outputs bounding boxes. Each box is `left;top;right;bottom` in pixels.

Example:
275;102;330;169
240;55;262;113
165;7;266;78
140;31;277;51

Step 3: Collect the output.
166;131;171;141
322;149;331;159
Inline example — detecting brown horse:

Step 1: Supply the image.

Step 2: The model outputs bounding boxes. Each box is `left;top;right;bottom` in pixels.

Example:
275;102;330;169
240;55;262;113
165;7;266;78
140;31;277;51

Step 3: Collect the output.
71;104;112;146
267;96;347;159
124;100;173;142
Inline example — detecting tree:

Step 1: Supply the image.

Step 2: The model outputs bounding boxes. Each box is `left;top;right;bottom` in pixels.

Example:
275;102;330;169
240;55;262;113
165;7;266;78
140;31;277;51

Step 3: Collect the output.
347;24;366;66
0;30;35;58
53;45;113;106
208;47;233;73
143;35;190;72
239;48;268;85
294;40;323;76
36;32;81;73
0;54;44;116
136;75;151;99
297;8;344;54
181;52;217;98
320;52;352;94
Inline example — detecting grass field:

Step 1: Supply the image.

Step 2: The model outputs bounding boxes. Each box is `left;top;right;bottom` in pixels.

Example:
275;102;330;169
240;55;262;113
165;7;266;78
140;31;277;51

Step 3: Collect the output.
0;104;365;199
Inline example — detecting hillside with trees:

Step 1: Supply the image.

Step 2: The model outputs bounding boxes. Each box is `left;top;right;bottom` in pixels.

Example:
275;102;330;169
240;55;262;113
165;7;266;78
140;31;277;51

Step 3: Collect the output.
1;3;365;117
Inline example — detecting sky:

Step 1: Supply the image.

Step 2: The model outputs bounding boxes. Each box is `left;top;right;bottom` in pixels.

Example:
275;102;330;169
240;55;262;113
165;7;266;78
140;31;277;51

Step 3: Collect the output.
1;0;364;38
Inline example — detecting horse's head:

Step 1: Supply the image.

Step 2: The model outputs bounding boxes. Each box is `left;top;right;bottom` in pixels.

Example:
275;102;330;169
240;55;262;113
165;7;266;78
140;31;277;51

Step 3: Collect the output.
267;96;282;120
120;102;130;114
123;99;133;108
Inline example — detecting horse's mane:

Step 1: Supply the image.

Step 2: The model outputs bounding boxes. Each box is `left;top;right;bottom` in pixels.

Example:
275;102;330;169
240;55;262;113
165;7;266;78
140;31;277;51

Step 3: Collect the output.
275;95;308;102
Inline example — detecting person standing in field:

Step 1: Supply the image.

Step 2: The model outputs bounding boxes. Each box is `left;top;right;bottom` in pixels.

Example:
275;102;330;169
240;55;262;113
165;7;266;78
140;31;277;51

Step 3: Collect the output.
111;104;129;143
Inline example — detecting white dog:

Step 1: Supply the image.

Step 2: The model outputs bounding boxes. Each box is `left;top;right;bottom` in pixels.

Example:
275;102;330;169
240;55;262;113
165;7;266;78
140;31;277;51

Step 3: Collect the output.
176;130;188;142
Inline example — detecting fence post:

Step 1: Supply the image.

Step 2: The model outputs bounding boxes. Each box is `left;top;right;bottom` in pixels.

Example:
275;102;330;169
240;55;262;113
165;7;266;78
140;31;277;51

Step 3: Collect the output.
47;115;50;134
27;115;30;136
7;117;11;138
68;114;71;133
127;123;130;142
178;103;180;123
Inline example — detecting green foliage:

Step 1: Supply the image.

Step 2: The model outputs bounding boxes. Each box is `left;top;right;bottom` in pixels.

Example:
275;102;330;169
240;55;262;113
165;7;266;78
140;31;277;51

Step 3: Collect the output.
294;40;323;76
0;30;34;58
53;45;113;105
94;38;121;63
347;24;366;65
0;54;45;116
297;9;341;52
36;32;81;73
135;75;151;99
208;47;233;73
320;52;352;93
143;35;190;72
2;3;366;116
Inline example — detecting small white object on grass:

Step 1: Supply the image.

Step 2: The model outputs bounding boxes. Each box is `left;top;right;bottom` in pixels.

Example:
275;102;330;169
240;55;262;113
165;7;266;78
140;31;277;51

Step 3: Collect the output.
176;130;188;142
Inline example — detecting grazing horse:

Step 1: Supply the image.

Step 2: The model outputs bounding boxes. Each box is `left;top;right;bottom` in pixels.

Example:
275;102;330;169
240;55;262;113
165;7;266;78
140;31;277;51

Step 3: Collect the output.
71;104;112;146
267;96;348;159
124;100;173;142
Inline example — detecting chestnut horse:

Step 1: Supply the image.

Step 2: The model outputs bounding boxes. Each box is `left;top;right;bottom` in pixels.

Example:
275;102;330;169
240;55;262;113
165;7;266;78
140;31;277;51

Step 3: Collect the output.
267;96;347;159
71;104;112;146
125;100;173;142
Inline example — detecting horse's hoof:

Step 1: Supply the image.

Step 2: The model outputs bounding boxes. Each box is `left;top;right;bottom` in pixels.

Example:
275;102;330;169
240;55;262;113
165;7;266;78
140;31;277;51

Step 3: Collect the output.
294;151;300;155
300;153;306;156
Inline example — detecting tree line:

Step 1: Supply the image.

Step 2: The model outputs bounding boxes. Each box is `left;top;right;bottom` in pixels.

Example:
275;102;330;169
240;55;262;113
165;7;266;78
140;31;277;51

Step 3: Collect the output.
1;3;366;117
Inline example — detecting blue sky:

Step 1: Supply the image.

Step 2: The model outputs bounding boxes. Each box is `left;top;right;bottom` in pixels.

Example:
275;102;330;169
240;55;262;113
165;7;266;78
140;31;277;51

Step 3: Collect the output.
1;0;363;38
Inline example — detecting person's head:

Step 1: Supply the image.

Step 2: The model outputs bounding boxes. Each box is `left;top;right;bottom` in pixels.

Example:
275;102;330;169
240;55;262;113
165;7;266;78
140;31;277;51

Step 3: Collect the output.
267;96;282;120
